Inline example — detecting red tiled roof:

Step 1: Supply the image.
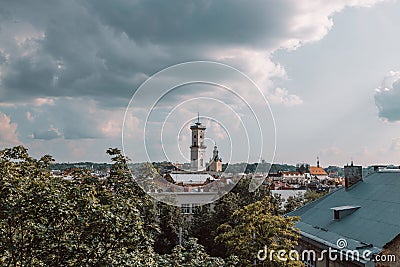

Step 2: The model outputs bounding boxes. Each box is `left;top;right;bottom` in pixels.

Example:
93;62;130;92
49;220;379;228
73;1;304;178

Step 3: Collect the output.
309;166;328;175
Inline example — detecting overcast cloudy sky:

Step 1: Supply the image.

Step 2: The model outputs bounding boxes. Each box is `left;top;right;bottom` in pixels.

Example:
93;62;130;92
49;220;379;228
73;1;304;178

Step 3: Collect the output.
1;0;400;166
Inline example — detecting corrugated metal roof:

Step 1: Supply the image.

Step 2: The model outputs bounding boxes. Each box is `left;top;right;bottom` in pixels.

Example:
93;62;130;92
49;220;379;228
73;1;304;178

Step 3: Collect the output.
288;171;400;249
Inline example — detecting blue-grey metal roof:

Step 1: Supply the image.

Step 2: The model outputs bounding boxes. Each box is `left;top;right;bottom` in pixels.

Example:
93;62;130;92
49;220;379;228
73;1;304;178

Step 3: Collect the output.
169;173;214;184
288;171;400;249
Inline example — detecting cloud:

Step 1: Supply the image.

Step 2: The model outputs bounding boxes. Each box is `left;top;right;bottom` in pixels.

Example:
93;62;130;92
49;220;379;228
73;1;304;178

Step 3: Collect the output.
33;125;62;140
374;71;400;122
33;97;55;107
25;111;33;122
268;88;303;106
0;112;19;146
321;146;343;157
389;137;400;151
40;98;119;140
0;0;387;108
3;97;120;141
0;0;390;161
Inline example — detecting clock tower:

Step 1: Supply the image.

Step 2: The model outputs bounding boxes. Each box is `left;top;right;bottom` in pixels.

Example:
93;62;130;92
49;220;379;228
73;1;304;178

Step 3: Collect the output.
190;113;207;171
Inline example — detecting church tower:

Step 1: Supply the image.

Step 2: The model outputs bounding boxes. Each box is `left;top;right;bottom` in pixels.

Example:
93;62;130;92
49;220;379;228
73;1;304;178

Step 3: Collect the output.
190;114;206;171
207;144;222;172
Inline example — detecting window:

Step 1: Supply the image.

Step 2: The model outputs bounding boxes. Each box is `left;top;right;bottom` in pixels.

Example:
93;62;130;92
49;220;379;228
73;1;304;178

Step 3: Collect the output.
193;135;196;138
191;203;201;213
181;204;190;214
194;141;197;146
303;253;316;267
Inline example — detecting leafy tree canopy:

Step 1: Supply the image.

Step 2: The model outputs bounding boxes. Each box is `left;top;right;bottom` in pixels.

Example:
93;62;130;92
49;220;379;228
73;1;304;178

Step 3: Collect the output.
216;196;302;267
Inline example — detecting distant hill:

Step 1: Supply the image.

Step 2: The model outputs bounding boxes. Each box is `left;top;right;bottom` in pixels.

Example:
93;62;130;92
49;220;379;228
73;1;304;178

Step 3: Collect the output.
221;162;296;174
49;162;111;171
268;163;297;173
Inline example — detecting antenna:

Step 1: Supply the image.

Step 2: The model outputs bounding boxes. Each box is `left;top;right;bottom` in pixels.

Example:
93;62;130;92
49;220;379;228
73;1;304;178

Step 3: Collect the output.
195;112;201;125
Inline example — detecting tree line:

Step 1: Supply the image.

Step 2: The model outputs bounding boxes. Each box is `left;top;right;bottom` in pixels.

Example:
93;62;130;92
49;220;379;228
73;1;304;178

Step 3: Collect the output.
0;146;306;266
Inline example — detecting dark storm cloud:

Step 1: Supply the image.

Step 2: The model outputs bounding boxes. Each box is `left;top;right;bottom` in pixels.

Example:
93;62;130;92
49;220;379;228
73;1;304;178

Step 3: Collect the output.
3;55;59;97
0;0;305;107
84;0;292;48
0;0;172;105
0;0;387;147
0;52;6;64
0;0;387;109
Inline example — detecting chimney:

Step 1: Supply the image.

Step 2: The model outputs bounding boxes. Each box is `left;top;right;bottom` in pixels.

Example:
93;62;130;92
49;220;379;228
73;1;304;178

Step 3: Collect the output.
331;205;360;221
344;162;362;190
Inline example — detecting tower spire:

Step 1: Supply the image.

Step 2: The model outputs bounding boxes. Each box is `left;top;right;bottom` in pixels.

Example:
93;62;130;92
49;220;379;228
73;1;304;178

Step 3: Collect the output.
195;112;201;125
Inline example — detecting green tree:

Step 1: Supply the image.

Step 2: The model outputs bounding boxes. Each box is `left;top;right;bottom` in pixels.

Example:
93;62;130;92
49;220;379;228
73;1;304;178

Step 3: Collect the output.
0;146;156;266
154;202;187;254
271;193;284;215
158;238;234;266
284;194;304;213
106;148;159;242
216;196;302;267
303;190;327;204
282;190;328;214
229;177;271;208
190;204;218;254
190;177;274;258
0;146;59;265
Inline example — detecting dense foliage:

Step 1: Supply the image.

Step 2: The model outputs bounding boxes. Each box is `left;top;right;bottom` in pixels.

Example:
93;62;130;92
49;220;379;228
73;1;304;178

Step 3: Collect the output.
216;197;302;267
0;146;156;266
0;146;307;266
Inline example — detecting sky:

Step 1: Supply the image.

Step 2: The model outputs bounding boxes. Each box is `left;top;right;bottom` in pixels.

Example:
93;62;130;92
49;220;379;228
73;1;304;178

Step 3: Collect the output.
1;0;400;166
